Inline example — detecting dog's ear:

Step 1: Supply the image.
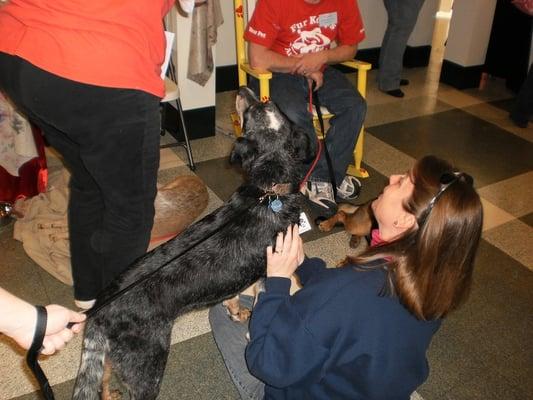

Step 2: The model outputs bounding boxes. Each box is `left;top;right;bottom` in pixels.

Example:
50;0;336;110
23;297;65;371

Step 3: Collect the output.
230;137;258;171
289;125;315;162
235;86;259;128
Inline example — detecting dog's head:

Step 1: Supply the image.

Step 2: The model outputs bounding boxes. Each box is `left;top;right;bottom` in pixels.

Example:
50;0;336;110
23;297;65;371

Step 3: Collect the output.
230;87;314;181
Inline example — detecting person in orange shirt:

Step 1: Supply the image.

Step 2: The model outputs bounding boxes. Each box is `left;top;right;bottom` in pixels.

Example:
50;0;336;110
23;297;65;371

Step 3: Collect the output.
0;0;195;310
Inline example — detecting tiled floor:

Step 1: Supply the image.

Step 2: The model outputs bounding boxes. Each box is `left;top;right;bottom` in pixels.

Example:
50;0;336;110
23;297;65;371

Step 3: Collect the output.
1;66;532;400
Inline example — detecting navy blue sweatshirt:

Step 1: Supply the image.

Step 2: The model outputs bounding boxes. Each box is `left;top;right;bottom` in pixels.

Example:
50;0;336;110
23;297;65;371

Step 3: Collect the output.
245;258;441;400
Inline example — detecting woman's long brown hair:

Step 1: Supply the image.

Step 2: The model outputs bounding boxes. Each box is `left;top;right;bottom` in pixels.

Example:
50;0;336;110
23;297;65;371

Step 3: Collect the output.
349;155;483;320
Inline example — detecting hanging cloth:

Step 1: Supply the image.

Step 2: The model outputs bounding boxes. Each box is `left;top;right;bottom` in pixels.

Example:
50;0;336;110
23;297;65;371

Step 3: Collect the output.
187;0;224;86
0;93;47;204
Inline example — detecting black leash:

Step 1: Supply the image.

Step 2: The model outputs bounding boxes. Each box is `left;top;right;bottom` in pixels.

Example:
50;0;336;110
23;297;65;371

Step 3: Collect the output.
27;193;263;399
311;81;338;199
26;306;55;400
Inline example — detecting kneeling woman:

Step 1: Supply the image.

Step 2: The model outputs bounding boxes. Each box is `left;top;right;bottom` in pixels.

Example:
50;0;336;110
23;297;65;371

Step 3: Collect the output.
209;155;483;400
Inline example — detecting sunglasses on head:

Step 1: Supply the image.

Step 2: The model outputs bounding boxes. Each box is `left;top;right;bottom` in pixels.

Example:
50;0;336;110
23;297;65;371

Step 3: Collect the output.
418;171;474;225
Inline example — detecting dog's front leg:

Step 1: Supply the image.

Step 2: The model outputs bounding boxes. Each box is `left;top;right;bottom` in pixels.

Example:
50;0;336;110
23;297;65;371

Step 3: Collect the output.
318;210;350;232
223;295;252;322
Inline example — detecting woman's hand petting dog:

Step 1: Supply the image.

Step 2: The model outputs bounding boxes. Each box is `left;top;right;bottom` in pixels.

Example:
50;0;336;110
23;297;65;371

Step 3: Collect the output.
267;225;305;279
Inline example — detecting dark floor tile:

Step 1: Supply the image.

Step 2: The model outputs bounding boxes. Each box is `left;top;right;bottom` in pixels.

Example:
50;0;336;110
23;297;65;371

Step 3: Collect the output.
12;379;75;400
488;98;517;115
0;223;50;305
37;265;75;309
419;240;533;400
519;212;533;228
157;333;239;400
193;157;244;202
368;109;533;187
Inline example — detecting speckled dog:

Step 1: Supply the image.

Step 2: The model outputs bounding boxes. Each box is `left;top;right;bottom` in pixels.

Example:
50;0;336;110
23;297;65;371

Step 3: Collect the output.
72;87;314;400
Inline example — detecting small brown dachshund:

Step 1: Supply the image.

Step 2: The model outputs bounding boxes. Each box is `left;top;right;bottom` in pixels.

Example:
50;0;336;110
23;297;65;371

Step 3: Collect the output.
317;200;374;248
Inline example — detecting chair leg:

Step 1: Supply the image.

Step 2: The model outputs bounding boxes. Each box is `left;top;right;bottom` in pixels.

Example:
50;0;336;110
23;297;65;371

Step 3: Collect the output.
177;98;195;171
347;126;369;178
159;101;196;171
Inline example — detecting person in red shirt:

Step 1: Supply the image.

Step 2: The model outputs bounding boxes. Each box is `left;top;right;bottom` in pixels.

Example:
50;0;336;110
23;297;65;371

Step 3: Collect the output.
245;0;367;216
0;0;194;309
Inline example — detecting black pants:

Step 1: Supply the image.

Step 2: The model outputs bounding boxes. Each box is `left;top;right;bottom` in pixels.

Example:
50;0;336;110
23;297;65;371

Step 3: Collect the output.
511;64;533;125
0;54;161;300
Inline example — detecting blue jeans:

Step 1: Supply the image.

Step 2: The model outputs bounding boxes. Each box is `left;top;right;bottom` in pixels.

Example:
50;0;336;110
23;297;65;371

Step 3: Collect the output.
250;67;366;185
378;0;425;91
0;53;160;300
209;296;265;400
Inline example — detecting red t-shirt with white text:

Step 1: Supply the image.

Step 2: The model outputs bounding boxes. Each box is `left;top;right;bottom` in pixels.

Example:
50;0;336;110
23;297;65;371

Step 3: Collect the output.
244;0;365;57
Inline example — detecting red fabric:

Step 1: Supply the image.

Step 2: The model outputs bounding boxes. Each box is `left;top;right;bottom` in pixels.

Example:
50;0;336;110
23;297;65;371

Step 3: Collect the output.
0;0;174;97
245;0;365;56
512;0;533;16
370;229;386;247
0;125;47;204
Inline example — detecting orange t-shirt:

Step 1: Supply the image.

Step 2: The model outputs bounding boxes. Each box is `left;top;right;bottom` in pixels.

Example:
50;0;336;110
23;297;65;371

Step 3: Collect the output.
0;0;174;97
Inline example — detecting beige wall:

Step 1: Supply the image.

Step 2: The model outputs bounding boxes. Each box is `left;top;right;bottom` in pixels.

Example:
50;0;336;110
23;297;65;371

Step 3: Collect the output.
445;0;497;67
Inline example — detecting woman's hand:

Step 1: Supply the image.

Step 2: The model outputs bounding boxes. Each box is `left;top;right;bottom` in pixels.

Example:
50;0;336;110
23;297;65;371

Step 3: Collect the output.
7;304;86;355
266;225;304;279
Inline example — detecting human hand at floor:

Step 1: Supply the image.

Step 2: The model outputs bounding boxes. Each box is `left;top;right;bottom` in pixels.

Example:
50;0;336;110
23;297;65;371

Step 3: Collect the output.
266;225;304;279
6;303;86;355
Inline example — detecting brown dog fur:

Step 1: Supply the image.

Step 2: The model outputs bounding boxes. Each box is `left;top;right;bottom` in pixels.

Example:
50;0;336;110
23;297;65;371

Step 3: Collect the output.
317;201;374;248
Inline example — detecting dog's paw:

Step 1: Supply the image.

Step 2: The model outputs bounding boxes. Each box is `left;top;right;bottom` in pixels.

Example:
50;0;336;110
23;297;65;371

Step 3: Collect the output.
228;307;252;322
316;216;333;232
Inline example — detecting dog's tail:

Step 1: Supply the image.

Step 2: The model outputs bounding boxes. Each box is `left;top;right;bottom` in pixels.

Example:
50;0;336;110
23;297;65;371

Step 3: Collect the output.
72;320;108;400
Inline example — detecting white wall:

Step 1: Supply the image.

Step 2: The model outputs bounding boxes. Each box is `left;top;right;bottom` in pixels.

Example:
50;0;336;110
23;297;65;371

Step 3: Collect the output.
445;0;497;66
409;0;439;46
217;0;238;67
357;0;388;49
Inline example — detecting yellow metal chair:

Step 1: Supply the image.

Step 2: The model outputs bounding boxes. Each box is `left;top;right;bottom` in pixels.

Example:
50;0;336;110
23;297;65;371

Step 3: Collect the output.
231;0;372;178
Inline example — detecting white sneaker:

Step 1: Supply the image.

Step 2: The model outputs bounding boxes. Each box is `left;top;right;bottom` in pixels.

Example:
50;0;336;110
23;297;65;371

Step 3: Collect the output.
302;181;337;213
75;299;96;310
336;175;362;200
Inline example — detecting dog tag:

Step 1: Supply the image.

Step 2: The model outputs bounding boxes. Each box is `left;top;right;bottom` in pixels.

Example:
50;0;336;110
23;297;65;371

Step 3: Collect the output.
299;212;312;234
269;198;283;213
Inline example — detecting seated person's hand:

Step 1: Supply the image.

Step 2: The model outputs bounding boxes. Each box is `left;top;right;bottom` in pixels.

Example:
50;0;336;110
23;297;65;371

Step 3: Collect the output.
292;51;328;76
266;225;304;279
307;71;324;91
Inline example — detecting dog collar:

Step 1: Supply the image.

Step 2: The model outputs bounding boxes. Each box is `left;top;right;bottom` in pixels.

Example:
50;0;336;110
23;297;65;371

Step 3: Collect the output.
258;183;293;213
258;183;292;199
